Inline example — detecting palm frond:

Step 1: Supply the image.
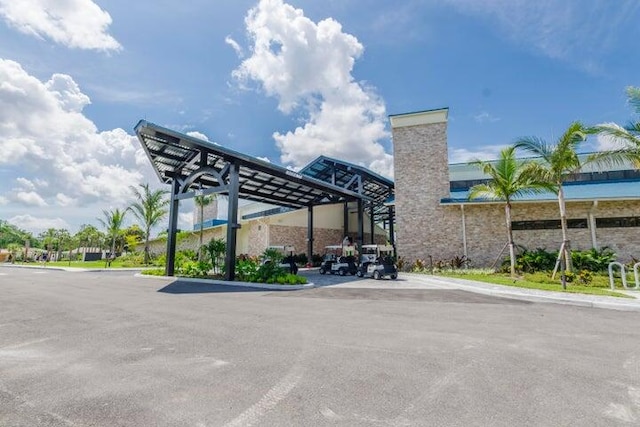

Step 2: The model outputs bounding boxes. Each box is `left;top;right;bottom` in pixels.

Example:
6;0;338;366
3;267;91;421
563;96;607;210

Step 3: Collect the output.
468;184;504;201
627;86;640;115
513;137;552;161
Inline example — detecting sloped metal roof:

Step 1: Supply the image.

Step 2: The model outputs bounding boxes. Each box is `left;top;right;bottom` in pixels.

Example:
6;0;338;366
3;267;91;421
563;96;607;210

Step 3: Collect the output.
299;155;394;221
134;121;367;210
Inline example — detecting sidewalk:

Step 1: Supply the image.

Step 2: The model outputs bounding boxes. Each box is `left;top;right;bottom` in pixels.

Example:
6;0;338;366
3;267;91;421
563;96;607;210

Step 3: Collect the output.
401;273;640;312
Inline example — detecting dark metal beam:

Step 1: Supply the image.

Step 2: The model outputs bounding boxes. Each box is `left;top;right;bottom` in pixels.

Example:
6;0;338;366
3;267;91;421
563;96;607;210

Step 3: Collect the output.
165;178;181;276
224;162;240;281
343;201;349;237
307;205;314;265
357;198;364;254
369;204;375;244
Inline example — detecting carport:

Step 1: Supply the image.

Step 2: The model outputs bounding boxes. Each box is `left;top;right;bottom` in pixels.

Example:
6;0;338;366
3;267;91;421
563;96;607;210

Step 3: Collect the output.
134;121;375;280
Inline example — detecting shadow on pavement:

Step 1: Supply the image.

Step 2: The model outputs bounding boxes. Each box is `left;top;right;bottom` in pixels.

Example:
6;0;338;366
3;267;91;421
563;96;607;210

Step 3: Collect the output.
158;280;270;294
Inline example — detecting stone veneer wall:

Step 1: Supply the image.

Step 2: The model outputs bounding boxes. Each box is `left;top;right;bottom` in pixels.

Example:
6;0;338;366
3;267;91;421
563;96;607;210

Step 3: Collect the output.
392;111;463;266
268;225;386;256
462;200;640;266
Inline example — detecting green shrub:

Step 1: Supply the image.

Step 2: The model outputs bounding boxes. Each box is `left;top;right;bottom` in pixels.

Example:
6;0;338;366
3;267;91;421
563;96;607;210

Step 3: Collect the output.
141;268;165;276
571;247;616;272
578;269;593;285
236;258;259;281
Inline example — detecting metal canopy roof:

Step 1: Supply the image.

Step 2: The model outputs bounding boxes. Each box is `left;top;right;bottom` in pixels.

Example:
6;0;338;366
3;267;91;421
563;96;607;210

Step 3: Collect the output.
299;155;395;220
134;121;367;210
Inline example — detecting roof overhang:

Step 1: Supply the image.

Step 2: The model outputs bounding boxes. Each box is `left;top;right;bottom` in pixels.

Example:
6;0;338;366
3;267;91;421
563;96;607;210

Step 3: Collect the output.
134;120;369;210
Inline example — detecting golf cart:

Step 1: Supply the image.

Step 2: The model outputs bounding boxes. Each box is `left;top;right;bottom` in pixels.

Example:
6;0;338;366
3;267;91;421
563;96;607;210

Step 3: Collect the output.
264;245;298;275
330;245;358;276
357;245;398;280
319;245;342;275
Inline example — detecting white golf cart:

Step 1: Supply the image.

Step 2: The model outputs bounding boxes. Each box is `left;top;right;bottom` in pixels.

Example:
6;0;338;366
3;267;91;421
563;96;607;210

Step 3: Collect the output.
319;245;342;275
356;245;398;280
330;244;358;276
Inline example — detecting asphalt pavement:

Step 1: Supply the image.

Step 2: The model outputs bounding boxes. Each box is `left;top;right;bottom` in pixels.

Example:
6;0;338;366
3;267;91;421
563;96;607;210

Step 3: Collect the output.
1;266;640;426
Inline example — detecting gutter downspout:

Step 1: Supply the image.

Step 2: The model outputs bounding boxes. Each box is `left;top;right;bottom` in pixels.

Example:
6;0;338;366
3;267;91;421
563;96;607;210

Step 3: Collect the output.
589;200;598;249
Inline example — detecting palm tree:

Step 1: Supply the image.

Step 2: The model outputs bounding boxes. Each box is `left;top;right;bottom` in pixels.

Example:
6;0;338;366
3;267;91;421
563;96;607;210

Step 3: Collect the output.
98;208;129;261
595;86;640;167
194;194;215;261
129;183;169;264
469;147;553;277
514;122;595;275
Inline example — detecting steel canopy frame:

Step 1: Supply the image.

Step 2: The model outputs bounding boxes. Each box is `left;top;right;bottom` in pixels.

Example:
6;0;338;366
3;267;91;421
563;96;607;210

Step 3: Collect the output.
134;120;369;280
299;155;396;248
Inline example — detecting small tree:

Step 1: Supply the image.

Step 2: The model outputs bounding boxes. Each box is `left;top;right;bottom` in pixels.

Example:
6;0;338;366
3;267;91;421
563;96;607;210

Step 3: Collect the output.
98;208;129;261
468;147;553;277
194;194;215;261
514;122;592;275
129;183;169;265
205;238;226;275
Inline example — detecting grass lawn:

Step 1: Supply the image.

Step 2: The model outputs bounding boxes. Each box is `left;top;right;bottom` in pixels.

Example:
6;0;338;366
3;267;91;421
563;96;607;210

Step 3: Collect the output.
15;260;151;269
437;272;634;298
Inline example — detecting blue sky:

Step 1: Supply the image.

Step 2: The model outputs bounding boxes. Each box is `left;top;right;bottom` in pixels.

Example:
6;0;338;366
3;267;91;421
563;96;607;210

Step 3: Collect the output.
1;0;638;235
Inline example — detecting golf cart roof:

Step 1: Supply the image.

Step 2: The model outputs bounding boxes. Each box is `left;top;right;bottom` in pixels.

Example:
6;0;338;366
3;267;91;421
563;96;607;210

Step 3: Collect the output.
324;245;343;250
361;244;378;249
267;245;295;252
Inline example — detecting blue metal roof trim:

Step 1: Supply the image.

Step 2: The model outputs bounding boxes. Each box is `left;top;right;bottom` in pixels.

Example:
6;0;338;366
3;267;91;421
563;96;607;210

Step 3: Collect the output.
441;181;640;204
192;219;227;231
300;155;394;187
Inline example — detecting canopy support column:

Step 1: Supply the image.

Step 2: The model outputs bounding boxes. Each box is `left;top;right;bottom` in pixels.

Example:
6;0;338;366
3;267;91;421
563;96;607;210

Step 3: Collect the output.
165;178;181;276
307;205;314;264
224;162;240;281
357;198;364;253
343;201;349;237
369;204;375;244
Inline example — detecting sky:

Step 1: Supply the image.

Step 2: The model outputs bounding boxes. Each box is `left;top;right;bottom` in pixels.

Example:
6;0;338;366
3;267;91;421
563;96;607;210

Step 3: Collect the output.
1;0;639;236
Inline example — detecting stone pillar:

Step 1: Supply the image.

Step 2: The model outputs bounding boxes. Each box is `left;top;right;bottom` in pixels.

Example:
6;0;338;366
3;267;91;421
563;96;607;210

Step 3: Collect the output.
390;108;463;266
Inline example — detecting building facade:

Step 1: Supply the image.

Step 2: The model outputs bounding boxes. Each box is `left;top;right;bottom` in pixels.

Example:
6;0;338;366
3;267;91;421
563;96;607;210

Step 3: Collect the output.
391;108;640;267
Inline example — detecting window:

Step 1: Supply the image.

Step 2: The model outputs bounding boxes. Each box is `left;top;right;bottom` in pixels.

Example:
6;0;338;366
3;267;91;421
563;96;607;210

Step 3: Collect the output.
511;218;588;230
596;216;640;228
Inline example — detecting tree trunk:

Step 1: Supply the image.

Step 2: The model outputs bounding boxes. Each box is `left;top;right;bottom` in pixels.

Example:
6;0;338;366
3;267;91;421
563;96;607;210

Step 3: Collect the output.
505;202;516;278
198;203;204;262
557;187;573;272
144;226;150;265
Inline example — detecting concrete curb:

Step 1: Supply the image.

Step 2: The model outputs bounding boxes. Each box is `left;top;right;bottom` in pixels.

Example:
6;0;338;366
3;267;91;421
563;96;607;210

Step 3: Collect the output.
134;273;315;290
409;274;640;312
1;264;151;273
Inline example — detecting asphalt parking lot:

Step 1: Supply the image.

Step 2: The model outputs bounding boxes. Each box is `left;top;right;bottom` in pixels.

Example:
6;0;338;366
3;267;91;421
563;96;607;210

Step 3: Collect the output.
2;267;640;426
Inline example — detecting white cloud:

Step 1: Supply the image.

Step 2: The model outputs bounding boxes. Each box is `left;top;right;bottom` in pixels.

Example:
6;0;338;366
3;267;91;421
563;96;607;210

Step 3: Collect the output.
178;211;193;231
0;195;8;205
55;192;76;207
14;191;47;206
186;131;210;141
233;0;393;177
225;36;244;58
449;145;507;163
8;214;69;232
15;177;36;190
0;58;157;228
474;111;500;123
257;156;271;163
445;0;639;72
0;0;121;51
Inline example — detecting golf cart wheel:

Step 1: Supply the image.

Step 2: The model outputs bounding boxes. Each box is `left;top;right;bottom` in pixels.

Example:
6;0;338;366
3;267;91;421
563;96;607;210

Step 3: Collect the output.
373;270;381;280
319;267;325;275
339;268;346;276
390;273;397;280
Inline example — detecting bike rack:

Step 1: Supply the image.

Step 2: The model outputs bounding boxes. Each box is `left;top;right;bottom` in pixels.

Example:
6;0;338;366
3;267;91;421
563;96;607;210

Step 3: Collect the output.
608;262;628;290
633;262;640;290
